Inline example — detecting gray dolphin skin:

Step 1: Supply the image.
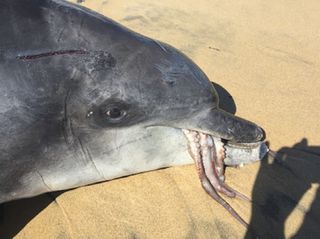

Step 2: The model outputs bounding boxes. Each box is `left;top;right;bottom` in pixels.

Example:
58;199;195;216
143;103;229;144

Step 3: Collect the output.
0;0;266;227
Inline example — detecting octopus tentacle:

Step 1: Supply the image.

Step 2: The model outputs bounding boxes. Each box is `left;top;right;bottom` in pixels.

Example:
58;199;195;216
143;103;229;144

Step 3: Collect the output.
183;129;249;227
221;182;252;202
199;132;236;198
211;137;251;201
212;138;225;181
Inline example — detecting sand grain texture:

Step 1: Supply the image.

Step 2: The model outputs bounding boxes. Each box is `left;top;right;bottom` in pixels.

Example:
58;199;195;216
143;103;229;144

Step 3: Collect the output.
1;0;320;238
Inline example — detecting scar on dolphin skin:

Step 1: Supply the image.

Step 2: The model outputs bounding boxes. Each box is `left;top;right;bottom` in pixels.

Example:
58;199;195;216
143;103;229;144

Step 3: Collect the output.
16;49;89;60
16;50;117;69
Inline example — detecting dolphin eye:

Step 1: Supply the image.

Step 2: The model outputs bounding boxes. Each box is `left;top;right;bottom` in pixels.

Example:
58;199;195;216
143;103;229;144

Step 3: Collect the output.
105;107;126;120
88;99;144;128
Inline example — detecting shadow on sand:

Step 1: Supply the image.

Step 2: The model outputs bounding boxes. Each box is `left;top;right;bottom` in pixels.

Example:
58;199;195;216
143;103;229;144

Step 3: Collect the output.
0;192;63;239
246;139;320;239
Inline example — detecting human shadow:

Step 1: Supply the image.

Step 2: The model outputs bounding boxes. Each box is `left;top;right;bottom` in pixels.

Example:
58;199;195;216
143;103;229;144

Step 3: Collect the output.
245;139;320;238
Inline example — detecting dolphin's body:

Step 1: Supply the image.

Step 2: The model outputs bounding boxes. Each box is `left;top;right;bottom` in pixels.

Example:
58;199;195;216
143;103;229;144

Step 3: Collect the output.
0;0;265;225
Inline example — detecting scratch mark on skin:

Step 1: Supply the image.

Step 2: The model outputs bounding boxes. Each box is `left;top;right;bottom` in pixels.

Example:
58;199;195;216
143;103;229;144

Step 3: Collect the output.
62;86;104;179
77;137;105;180
102;134;153;156
36;171;52;191
114;130;123;165
77;16;86;47
57;25;67;43
154;40;168;53
79;16;85;33
63;89;76;146
17;49;89;60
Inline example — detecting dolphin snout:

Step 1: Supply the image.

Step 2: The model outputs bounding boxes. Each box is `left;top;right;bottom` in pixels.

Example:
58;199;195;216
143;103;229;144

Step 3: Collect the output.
226;116;264;143
255;126;265;141
179;108;265;144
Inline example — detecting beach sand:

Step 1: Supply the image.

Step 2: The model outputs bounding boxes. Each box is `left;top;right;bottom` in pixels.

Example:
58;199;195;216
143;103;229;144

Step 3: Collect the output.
1;0;320;238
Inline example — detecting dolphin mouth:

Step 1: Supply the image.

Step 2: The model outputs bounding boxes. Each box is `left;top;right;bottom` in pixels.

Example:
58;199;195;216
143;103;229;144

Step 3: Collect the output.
182;128;268;227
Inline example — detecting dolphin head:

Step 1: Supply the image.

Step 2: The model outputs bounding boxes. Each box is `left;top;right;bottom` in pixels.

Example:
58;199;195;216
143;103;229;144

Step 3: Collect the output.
0;2;268;219
0;1;267;226
63;38;264;184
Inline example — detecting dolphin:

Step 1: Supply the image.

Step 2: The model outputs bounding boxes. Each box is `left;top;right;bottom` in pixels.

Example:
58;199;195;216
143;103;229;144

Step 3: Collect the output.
0;0;266;226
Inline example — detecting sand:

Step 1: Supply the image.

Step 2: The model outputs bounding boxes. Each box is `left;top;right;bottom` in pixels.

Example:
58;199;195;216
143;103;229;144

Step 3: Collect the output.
1;0;319;238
